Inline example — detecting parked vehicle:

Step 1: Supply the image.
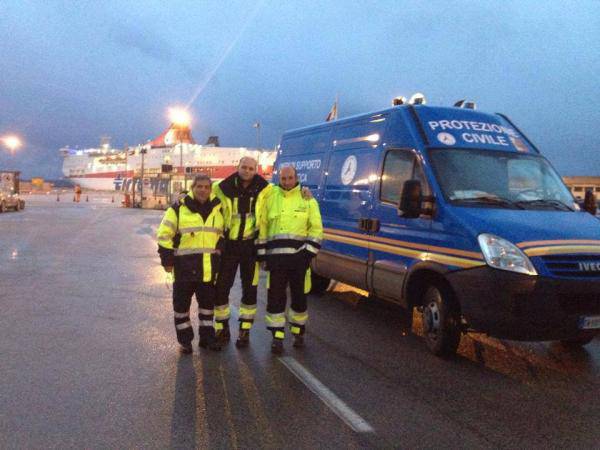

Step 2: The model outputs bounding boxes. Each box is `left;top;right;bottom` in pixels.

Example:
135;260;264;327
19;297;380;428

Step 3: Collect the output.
274;96;600;356
0;171;25;212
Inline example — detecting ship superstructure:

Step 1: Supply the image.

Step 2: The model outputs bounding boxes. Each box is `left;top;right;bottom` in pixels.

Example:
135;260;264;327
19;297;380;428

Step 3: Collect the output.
60;124;276;190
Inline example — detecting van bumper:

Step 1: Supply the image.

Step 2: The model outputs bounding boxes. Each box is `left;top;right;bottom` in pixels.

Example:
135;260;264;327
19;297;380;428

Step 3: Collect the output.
446;267;600;341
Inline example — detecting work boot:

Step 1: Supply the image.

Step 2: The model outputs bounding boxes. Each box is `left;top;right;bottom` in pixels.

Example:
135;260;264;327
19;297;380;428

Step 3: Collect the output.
235;330;250;348
199;339;222;351
179;343;193;354
271;339;284;355
293;334;305;348
215;326;231;344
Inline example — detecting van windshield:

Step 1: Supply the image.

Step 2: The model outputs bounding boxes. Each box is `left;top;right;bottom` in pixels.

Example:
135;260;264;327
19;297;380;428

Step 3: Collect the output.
429;149;576;211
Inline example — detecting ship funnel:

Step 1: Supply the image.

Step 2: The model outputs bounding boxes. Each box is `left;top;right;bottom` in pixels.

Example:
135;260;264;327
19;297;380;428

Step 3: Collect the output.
206;136;220;147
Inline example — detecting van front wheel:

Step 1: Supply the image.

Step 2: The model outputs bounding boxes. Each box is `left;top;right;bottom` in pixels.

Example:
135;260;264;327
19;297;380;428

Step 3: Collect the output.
421;284;461;357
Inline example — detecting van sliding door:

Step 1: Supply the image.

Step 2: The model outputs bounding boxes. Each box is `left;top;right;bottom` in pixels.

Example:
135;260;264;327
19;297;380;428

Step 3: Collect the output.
317;147;377;290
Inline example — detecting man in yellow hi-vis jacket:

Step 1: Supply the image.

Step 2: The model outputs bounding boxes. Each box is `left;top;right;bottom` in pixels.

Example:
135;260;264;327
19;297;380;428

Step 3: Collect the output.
157;174;225;353
212;157;271;347
256;166;323;354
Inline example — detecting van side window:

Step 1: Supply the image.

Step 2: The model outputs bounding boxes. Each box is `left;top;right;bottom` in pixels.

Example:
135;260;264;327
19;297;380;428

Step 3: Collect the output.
380;150;418;205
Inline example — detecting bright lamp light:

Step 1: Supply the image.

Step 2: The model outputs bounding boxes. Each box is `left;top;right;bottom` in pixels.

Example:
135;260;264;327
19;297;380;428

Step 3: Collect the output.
1;135;22;152
168;108;191;127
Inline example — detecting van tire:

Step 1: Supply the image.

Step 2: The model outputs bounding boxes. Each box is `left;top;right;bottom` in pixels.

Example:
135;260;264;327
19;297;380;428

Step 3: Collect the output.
560;332;596;347
14;201;20;211
19;200;25;210
310;272;331;295
421;283;461;357
0;201;5;213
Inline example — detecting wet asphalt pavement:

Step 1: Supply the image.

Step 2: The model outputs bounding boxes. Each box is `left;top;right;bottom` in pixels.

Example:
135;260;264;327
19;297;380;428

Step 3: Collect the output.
1;195;599;449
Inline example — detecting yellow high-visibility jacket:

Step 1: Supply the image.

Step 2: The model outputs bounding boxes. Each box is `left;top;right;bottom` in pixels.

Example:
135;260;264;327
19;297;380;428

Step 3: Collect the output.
212;173;271;241
256;184;323;261
157;193;224;282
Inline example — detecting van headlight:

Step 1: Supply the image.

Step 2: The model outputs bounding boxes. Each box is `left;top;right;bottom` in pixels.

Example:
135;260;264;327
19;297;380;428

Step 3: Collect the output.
478;233;537;276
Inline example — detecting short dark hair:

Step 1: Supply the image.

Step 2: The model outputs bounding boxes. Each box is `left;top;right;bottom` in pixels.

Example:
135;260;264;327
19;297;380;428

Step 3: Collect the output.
238;156;258;168
192;174;212;187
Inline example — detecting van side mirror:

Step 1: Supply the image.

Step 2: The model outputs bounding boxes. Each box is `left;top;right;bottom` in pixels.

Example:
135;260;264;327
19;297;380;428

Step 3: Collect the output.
399;179;422;218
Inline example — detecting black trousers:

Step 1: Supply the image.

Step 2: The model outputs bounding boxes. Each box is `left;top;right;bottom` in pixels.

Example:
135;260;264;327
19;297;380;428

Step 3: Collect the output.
215;239;257;328
267;254;309;337
173;280;216;345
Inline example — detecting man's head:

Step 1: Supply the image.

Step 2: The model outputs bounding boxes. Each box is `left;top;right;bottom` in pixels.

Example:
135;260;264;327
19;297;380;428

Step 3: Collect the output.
279;166;298;191
191;174;212;203
238;156;258;183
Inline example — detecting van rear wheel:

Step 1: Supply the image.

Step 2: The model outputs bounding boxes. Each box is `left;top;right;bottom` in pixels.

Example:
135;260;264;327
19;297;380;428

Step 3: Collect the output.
14;201;20;211
0;201;5;213
421;283;461;357
310;271;331;295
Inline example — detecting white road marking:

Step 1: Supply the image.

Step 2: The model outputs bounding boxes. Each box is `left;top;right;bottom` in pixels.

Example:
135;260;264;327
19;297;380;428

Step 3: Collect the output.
279;356;375;434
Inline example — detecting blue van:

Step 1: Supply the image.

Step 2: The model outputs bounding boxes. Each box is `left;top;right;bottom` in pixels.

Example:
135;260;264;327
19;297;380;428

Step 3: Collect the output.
273;99;600;356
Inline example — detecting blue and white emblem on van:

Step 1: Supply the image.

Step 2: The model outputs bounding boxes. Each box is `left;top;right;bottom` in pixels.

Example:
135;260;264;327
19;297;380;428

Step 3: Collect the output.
437;132;456;145
341;155;358;185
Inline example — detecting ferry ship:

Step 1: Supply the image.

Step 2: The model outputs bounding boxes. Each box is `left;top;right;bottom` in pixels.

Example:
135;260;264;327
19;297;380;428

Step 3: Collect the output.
60;124;276;191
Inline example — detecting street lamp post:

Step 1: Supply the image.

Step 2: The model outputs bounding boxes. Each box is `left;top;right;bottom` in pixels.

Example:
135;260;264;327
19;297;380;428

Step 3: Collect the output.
180;141;185;191
168;107;192;193
140;147;147;207
253;121;261;149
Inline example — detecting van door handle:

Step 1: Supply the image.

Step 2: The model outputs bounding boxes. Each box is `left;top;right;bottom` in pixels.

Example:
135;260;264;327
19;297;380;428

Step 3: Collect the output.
369;218;380;233
358;218;368;231
358;218;380;233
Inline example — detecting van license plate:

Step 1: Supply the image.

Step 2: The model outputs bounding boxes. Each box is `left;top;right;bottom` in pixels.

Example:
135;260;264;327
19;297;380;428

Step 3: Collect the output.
579;316;600;330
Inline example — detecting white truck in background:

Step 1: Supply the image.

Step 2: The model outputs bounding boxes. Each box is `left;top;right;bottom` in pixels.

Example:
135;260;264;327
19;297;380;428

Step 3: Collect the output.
0;171;25;212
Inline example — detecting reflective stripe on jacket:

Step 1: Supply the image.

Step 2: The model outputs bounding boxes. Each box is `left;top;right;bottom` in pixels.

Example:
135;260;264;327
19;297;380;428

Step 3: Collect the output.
256;184;323;258
212;175;271;241
157;195;224;282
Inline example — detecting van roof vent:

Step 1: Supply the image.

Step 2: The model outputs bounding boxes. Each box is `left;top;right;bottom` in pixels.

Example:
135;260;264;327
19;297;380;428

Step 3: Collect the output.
392;96;407;106
408;93;426;105
454;99;476;109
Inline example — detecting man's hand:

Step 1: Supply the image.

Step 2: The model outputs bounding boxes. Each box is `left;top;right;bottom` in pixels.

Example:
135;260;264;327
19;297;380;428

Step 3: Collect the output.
301;186;313;200
164;266;173;273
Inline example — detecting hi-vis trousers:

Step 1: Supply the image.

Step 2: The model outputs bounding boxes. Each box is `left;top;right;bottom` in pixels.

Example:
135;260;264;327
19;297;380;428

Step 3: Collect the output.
173;280;216;345
214;239;259;332
266;256;309;340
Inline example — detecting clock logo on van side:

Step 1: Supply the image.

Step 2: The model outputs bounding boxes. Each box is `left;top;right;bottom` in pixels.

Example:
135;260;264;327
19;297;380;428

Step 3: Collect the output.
437;132;456;145
341;155;357;185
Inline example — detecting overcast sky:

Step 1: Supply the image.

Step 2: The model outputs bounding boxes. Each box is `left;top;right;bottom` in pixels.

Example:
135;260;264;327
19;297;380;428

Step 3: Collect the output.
0;0;598;178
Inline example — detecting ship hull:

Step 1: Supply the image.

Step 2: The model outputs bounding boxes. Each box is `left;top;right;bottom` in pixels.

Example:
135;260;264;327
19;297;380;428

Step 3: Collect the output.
60;132;276;191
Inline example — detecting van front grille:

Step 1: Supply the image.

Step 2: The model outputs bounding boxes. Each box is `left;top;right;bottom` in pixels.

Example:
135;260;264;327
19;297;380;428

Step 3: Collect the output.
541;254;600;278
